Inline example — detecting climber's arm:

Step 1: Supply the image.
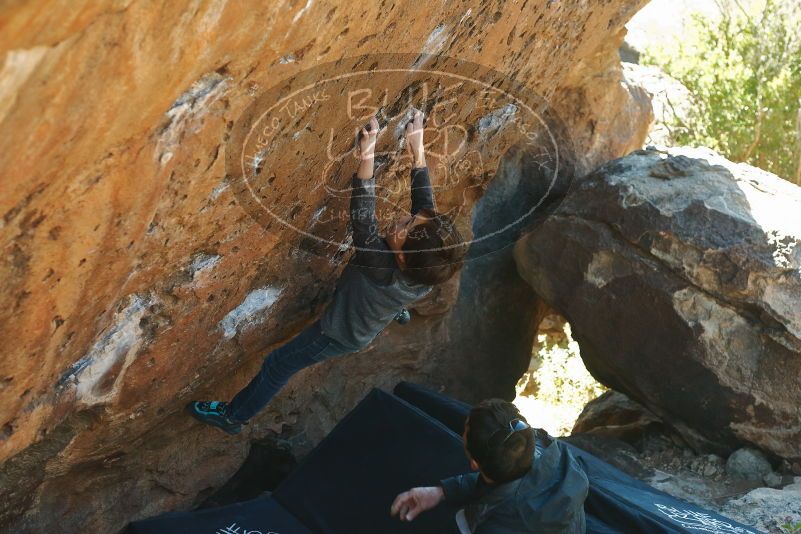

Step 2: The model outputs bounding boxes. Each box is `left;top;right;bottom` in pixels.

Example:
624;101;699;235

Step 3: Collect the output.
351;117;383;253
350;117;394;271
349;172;383;252
406;109;434;214
410;166;435;215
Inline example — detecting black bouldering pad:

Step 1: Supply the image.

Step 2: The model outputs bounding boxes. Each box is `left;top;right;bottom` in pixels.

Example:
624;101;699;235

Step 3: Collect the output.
393;382;764;534
272;389;470;533
127;494;312;534
129;384;763;534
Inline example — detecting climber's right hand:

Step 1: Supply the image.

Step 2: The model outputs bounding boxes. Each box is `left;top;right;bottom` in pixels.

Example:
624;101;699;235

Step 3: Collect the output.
358;116;380;159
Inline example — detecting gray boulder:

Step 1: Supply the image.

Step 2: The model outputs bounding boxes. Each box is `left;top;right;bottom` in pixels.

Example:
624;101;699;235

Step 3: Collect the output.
622;64;693;147
515;147;801;463
726;448;773;482
720;478;801;533
619;40;641;64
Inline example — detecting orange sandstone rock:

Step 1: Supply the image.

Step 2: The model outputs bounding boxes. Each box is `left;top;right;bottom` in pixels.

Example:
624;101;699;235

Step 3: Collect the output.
0;0;649;530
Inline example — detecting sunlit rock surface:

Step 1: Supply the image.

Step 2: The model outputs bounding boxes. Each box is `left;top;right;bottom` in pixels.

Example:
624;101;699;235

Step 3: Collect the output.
622;63;693;147
720;478;801;533
0;0;649;530
516;146;801;463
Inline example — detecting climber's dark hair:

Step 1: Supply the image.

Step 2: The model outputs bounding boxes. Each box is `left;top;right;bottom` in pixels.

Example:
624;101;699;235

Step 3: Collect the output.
465;399;535;483
402;208;466;285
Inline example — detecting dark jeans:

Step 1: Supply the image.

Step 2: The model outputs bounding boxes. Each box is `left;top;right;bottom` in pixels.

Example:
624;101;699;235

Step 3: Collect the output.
226;320;353;422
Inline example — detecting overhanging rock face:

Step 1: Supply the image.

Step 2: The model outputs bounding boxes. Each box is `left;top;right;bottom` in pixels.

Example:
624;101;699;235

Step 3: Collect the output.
0;1;649;531
515;147;801;463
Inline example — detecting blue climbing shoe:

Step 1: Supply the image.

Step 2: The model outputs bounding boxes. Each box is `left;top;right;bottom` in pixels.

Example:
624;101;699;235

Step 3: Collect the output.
394;308;412;325
186;401;245;435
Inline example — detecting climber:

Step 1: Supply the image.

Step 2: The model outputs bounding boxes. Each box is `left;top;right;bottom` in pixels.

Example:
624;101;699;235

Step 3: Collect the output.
187;109;467;435
391;399;589;533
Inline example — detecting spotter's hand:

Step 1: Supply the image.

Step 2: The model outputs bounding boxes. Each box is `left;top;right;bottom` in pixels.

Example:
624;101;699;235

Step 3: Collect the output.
390;486;444;522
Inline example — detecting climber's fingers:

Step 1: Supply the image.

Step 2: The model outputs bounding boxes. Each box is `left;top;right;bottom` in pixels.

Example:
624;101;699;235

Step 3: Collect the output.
368;115;379;132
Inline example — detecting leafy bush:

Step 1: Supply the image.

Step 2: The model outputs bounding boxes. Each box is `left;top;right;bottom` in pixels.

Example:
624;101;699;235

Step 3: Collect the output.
642;0;801;184
514;323;606;436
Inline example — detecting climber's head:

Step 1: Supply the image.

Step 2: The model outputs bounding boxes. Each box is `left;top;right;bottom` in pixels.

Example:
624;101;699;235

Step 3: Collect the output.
462;399;535;484
386;207;466;285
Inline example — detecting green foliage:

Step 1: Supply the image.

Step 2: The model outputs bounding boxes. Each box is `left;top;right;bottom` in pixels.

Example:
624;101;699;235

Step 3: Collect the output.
642;0;801;184
782;521;801;534
514;324;606;436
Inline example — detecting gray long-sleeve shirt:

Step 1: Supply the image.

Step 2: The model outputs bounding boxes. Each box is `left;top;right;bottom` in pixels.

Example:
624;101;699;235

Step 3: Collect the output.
440;434;589;534
319;167;435;351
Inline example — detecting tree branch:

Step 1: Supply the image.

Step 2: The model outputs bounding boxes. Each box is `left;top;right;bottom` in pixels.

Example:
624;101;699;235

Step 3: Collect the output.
795;105;801;185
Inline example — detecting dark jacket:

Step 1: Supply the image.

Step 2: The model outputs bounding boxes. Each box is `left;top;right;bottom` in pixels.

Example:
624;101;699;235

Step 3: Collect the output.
319;167;434;351
440;433;589;533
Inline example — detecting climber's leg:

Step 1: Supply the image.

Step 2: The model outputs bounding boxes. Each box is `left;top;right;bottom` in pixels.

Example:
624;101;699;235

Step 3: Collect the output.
224;320;351;422
185;400;243;435
187;321;350;434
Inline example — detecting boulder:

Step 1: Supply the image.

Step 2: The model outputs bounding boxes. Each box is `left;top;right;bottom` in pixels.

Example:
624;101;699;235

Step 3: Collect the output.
622;63;693;146
515;146;801;463
719;478;801;534
762;471;783;489
554;46;654;177
572;390;667;444
725;448;773;483
619;40;641;64
0;0;652;531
